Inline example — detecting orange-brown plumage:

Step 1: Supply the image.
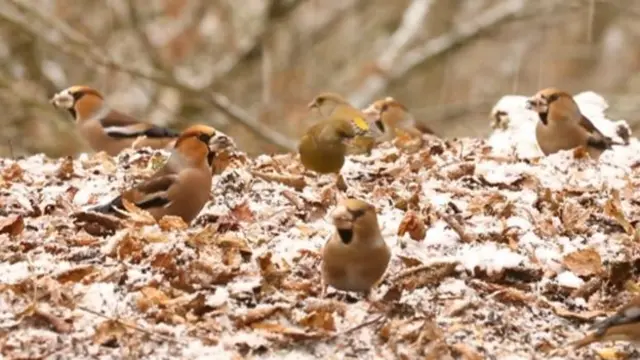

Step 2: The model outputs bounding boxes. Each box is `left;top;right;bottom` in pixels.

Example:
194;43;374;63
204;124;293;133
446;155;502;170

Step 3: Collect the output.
321;199;391;296
526;87;617;160
89;125;215;224
363;97;435;143
50;85;180;156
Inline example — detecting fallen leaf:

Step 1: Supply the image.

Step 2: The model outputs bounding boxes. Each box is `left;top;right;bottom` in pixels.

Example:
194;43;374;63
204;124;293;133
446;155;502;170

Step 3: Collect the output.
450;343;483;360
2;162;23;182
121;198;156;225
55;265;96;284
298;310;336;332
112;232;144;262
252;322;325;340
604;189;634;235
251;170;306;191
561;201;591;235
56;156;75;180
93;319;128;347
234;305;285;327
214;233;253;258
397;211;426;240
158;215;188;231
72;211;122;237
562;248;603;276
0;215;24;237
136;286;171;312
230;201;255;222
595;348;629;360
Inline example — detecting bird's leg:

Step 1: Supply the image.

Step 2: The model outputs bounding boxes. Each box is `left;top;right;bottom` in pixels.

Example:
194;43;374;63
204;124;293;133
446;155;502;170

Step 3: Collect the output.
335;173;348;191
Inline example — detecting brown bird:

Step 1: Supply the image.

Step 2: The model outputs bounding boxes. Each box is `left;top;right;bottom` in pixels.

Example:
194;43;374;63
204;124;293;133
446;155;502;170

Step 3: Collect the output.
50;85;180;156
363;97;435;142
322;198;391;296
89;125;215;224
525;88;619;160
572;295;640;349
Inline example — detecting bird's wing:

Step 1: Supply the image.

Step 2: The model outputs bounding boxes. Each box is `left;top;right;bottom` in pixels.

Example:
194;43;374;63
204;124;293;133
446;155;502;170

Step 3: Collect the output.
100;111;179;139
579;115;604;136
92;174;178;214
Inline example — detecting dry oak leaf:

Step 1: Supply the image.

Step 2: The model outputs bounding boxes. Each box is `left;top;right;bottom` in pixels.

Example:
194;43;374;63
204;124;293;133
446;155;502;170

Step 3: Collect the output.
55;265;96;284
233;305;286;327
136;286;171;312
93;319;129;346
230;201;255;222
397;211;426;241
450;343;484;360
112;232;144;261
158;215;188;231
252;321;325;341
604;189;634;235
0;215;24;236
2;162;23;182
56;156;75;180
595;348;631;360
561;201;591;235
17;304;72;333
562;248;603;277
298;310;336;332
120;198;156;226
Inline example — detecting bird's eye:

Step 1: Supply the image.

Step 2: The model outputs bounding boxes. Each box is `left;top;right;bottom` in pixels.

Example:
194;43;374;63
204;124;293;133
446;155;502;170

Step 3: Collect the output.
348;208;366;219
546;94;559;103
71;92;85;101
380;104;389;112
337;130;350;138
198;133;212;143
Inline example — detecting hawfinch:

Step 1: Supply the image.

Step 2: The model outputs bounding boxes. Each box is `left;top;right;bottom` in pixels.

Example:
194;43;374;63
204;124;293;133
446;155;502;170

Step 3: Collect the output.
321;198;391;296
525;88;618;160
363;97;435;142
50;85;180;156
89;125;215;224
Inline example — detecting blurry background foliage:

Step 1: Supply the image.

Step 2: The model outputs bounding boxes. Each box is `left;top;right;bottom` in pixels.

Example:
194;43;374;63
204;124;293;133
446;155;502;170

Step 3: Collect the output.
0;0;639;157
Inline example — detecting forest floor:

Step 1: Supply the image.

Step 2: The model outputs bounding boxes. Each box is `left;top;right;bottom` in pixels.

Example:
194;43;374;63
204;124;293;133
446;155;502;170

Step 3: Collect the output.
2;132;640;359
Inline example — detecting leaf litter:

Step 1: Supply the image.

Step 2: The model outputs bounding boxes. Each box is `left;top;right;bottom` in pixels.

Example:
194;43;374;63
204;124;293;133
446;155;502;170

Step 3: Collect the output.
2;95;640;358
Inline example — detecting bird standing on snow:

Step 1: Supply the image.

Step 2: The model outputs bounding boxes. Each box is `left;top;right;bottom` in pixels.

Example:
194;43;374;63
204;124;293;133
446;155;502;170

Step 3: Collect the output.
89;125;215;224
321;198;391;297
525;88;619;160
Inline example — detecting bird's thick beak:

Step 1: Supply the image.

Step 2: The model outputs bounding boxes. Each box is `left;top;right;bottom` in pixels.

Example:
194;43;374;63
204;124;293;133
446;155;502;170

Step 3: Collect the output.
307;100;317;109
525;98;538;111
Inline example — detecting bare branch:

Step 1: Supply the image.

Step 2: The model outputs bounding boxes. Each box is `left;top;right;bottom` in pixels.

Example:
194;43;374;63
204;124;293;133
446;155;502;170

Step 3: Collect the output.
349;0;434;107
349;0;529;107
3;0;297;151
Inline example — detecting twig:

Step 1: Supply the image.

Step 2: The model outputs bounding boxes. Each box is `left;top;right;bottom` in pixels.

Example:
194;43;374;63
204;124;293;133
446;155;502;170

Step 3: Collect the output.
349;0;533;107
335;313;386;338
349;0;434;107
390;261;460;282
436;210;475;242
77;305;185;344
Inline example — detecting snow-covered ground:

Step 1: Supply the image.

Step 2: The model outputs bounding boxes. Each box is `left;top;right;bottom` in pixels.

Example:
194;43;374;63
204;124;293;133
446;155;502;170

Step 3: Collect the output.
1;92;640;359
